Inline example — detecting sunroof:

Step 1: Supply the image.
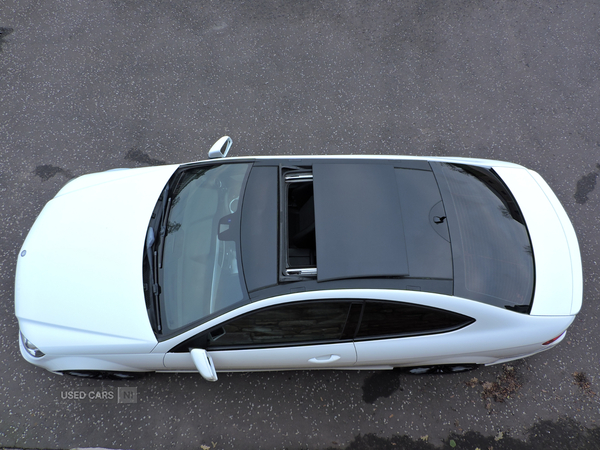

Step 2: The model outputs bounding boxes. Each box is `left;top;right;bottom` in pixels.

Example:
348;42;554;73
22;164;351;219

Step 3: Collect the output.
285;173;317;273
312;163;410;282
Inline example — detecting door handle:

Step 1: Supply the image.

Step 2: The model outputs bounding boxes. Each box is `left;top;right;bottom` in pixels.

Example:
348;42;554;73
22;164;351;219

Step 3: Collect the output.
308;354;341;364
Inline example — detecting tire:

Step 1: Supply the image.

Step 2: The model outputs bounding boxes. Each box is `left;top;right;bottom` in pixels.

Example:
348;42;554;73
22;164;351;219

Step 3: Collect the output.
61;370;146;380
403;364;480;375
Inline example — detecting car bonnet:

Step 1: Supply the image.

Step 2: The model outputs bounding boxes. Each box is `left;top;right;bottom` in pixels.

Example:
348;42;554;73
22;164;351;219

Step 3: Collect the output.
15;165;178;354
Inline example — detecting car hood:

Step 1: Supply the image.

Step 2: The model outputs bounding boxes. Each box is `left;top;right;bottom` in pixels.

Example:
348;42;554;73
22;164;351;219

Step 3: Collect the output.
15;165;179;354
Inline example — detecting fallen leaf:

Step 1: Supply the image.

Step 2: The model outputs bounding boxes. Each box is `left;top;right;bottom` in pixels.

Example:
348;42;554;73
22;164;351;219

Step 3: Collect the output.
482;381;494;390
466;377;479;387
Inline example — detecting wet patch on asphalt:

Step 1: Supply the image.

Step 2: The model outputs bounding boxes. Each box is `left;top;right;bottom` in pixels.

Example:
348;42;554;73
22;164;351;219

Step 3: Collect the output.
448;418;600;450
325;418;600;450
125;148;167;166
34;165;74;182
574;164;600;204
326;432;437;450
361;370;403;404
0;27;13;52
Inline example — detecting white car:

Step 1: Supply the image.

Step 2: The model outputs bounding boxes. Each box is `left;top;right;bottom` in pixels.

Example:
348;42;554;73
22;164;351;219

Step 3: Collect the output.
15;138;582;381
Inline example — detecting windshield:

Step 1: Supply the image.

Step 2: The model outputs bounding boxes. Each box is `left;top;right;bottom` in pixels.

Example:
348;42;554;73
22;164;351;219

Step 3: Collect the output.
434;163;535;311
154;163;251;334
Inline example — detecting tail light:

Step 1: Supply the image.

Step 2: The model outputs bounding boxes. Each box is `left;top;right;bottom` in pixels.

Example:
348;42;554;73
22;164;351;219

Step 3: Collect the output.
542;331;566;346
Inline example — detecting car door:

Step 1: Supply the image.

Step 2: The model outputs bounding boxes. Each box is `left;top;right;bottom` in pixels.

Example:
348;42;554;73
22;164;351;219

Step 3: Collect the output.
353;300;476;367
163;300;357;372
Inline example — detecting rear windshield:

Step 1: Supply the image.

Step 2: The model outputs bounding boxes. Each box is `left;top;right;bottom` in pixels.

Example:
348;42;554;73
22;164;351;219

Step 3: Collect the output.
433;163;535;311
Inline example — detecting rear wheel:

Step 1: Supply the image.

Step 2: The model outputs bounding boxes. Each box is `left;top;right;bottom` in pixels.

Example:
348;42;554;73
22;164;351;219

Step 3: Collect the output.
402;364;479;375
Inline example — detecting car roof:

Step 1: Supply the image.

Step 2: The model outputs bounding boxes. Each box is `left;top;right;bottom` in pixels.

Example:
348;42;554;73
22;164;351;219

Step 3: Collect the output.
236;156;536;312
240;157;453;295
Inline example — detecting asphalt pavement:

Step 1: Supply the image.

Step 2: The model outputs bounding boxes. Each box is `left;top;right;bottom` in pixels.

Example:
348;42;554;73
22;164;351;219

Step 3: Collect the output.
1;1;600;449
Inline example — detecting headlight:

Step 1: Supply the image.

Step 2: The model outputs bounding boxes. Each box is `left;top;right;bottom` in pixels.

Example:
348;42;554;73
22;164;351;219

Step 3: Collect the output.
20;331;45;358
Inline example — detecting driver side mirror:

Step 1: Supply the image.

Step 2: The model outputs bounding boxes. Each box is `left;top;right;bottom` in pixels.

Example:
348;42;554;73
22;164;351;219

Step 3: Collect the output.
191;348;218;381
208;136;232;159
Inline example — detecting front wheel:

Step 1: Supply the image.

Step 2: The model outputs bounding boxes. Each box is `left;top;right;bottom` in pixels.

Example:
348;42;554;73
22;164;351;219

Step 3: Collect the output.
61;370;147;380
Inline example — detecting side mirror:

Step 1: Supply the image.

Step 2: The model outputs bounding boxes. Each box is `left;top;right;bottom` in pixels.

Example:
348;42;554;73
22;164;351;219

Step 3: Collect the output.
208;136;232;159
191;348;218;381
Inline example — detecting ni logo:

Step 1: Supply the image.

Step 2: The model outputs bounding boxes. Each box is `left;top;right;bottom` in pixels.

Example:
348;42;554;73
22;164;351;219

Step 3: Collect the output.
118;387;138;404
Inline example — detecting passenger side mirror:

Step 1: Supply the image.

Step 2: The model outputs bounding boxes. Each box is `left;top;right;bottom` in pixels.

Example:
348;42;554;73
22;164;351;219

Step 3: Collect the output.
208;136;232;159
191;348;218;381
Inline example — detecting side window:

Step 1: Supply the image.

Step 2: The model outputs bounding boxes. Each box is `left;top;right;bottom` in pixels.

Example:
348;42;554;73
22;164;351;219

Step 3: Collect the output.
168;299;474;353
356;301;474;340
206;301;352;348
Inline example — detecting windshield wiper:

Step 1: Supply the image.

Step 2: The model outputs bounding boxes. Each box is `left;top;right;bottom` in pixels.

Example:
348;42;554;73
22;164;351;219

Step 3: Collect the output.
145;227;162;333
144;183;172;334
158;196;172;269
